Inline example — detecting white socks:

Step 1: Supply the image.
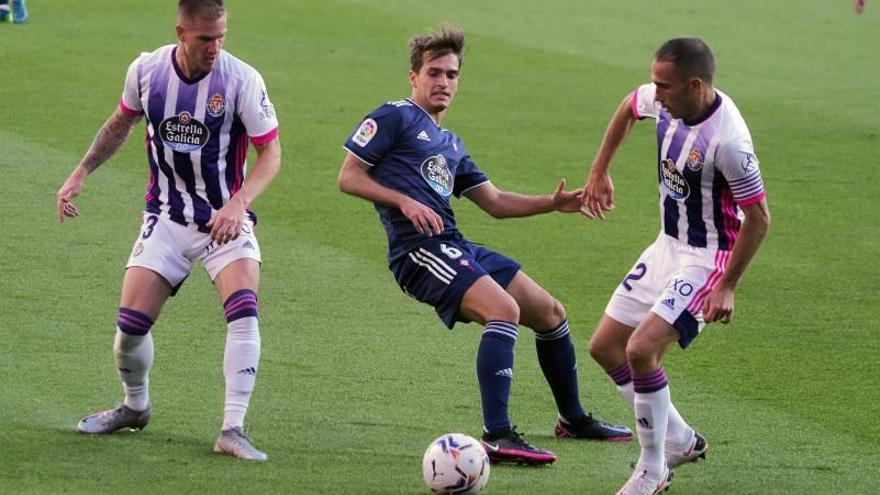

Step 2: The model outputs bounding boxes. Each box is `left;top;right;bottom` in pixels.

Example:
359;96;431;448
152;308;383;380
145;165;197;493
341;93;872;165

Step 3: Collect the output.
114;328;154;412
222;316;261;431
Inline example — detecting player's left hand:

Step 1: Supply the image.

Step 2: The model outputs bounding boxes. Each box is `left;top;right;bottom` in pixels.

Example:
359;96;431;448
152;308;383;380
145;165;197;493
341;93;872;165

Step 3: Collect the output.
550;178;586;213
702;285;735;324
207;196;247;245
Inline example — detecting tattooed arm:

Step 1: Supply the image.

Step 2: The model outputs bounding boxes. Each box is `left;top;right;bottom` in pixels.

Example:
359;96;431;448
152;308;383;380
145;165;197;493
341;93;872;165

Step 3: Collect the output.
56;107;143;222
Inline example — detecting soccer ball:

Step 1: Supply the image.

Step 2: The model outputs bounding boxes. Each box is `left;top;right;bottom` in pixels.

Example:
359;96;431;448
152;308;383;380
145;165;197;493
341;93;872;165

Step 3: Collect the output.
422;433;490;494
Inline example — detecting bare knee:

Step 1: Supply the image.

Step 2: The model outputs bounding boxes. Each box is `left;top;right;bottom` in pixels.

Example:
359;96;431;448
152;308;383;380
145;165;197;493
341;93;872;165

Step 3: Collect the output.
527;298;567;332
625;336;660;373
491;296;520;324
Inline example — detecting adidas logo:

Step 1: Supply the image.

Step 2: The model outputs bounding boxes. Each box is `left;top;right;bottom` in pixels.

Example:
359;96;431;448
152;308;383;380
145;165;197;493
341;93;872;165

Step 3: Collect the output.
637;417;652;429
494;368;513;378
417;130;431;141
237;367;257;375
242;240;254;250
662;298;675;310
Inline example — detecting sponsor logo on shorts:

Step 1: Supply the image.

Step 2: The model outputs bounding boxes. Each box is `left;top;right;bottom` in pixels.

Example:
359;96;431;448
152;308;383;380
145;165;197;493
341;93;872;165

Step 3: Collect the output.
159;111;210;153
206;93;226;117
352;118;377;147
133;242;144;257
661;159;689;200
242;240;255;250
421;154;453;197
662;297;675;310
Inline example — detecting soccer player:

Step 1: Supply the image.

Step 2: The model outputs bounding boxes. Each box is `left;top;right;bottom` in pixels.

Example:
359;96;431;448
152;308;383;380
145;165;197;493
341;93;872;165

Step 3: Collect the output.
0;0;27;23
56;0;281;462
580;38;770;493
338;25;632;466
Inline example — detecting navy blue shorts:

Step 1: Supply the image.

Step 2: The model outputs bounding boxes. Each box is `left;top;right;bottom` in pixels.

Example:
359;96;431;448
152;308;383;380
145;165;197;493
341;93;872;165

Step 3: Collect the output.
390;238;521;329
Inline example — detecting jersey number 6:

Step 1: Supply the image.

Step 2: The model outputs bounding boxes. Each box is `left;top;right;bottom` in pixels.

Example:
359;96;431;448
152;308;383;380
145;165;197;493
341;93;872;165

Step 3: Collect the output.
440;243;463;260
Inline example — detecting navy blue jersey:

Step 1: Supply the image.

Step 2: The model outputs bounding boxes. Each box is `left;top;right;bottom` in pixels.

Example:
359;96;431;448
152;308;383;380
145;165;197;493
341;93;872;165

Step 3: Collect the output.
343;98;489;263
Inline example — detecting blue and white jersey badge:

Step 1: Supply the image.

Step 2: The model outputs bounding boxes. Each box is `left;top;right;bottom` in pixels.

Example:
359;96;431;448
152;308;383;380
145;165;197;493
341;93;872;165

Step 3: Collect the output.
420;154;453;197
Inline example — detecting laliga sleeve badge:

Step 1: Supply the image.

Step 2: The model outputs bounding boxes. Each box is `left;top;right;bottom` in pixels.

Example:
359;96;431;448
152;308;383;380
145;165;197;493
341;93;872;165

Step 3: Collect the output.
353;118;378;147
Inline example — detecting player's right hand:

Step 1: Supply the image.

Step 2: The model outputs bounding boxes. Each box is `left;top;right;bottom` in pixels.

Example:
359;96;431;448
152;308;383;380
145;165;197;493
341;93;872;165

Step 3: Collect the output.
581;170;615;220
400;198;443;237
56;172;85;223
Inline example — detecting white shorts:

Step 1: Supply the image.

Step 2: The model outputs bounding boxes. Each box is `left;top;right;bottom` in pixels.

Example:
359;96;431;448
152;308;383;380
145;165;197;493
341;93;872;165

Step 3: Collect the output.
126;212;261;291
605;233;729;348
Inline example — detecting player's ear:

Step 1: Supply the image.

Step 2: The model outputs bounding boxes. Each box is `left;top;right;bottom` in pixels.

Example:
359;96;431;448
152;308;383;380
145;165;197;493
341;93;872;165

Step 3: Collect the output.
176;24;185;42
409;70;418;87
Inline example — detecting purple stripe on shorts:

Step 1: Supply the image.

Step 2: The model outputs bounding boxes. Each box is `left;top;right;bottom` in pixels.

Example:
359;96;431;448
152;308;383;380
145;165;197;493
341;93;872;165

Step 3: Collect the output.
633;368;668;394
607;362;632;386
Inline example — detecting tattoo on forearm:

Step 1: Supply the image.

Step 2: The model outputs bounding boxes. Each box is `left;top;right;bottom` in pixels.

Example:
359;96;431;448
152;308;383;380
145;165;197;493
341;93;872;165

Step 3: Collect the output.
80;112;139;173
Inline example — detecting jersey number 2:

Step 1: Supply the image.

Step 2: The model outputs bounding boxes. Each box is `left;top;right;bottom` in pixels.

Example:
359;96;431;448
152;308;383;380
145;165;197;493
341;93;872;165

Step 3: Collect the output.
621;263;647;291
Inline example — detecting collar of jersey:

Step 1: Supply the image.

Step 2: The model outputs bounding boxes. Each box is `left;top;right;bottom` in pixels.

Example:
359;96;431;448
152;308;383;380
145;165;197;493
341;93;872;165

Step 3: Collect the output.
171;46;214;86
681;91;722;127
406;98;445;131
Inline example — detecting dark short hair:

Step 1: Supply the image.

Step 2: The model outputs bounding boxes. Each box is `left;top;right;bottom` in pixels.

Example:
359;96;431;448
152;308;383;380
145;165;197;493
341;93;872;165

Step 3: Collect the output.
409;24;465;72
178;0;225;20
654;37;715;84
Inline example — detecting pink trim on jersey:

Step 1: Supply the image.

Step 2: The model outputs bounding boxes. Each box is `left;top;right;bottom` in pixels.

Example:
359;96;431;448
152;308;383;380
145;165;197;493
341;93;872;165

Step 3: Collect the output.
250;127;278;145
630;90;640;120
736;191;766;207
720;187;739;247
143;132;156;201
144;170;156;201
119;99;141;117
686;250;731;314
230;133;249;196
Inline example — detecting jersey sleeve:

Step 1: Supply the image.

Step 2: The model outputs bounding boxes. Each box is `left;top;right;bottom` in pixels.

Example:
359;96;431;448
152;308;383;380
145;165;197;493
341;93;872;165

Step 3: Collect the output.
715;139;766;206
452;154;489;198
342;105;404;167
237;71;279;145
119;56;143;116
631;83;659;120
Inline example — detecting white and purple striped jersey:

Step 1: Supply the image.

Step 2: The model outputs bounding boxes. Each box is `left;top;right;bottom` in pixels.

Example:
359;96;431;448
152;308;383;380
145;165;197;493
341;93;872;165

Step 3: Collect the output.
632;83;766;251
119;45;279;230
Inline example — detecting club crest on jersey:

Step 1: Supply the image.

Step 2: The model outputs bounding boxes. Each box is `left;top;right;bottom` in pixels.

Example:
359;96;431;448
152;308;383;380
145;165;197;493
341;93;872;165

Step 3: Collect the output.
160;111;210;153
353;118;377;147
206;93;226;117
685;148;704;171
661;159;689;200
421;154;453;197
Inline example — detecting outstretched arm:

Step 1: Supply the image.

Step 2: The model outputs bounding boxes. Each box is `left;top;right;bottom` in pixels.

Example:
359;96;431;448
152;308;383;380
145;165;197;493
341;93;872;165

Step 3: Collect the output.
702;199;771;323
56;107;142;222
207;137;282;244
463;179;583;219
582;93;638;219
338;152;444;236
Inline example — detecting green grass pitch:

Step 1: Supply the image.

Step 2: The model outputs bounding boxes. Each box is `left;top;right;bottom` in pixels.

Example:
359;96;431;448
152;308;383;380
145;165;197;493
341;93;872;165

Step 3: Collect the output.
1;0;877;493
